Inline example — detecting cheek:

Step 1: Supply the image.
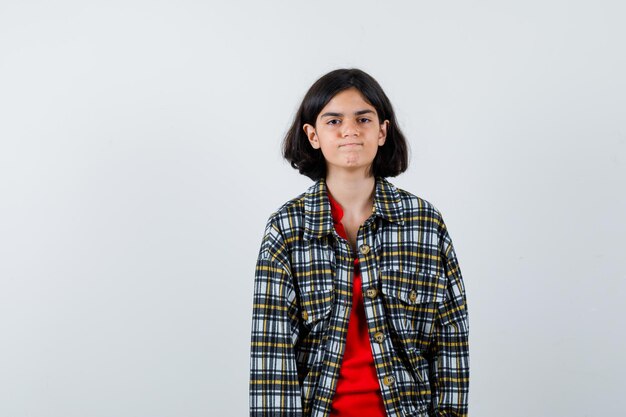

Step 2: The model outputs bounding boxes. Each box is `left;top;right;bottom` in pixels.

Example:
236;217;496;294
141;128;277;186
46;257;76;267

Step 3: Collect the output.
317;143;334;158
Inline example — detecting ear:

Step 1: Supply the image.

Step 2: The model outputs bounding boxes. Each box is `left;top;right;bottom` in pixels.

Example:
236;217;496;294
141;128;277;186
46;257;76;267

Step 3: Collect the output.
303;123;320;149
378;119;389;146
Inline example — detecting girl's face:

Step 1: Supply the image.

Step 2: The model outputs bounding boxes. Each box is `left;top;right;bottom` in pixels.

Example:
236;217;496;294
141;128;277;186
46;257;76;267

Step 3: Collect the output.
303;87;389;177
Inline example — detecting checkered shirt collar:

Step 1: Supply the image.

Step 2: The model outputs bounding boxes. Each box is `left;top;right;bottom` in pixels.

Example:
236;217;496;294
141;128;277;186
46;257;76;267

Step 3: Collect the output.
303;175;405;241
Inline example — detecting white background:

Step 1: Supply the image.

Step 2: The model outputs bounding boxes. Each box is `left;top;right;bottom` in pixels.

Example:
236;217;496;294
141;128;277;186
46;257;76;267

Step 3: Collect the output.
1;1;625;416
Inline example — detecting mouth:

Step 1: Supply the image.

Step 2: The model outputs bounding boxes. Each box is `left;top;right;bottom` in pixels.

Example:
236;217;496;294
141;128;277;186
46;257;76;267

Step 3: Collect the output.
340;142;362;147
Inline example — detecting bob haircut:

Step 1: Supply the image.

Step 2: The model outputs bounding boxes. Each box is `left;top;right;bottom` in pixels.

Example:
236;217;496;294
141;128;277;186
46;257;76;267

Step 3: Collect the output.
282;68;409;181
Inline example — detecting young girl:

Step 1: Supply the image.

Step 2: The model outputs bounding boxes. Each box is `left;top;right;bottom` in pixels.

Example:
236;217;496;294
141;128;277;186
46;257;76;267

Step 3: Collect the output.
249;68;469;417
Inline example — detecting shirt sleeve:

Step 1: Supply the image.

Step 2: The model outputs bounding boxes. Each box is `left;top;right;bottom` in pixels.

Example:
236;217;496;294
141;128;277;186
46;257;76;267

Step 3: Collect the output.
428;217;470;417
249;221;303;416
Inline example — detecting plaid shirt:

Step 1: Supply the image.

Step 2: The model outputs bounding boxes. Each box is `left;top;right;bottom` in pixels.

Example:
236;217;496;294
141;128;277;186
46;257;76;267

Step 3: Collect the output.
250;176;469;417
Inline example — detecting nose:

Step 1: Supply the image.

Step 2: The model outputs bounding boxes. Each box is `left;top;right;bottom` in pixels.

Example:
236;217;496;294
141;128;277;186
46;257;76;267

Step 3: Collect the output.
341;119;359;137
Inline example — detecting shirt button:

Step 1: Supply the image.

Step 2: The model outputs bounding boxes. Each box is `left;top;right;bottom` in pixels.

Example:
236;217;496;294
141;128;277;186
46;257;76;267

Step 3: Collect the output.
301;310;308;321
359;244;370;254
409;289;418;303
383;375;395;386
373;332;384;343
365;287;378;299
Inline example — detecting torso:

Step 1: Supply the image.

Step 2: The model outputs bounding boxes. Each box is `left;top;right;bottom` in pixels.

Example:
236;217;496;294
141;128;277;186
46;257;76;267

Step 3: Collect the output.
327;190;387;417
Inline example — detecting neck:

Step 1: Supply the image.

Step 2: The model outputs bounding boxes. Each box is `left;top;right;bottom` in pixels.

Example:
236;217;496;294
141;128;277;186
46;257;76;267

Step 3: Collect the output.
325;171;375;216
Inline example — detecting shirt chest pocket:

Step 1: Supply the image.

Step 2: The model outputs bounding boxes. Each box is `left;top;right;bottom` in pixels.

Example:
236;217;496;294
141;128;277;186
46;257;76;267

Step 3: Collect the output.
299;289;333;330
297;288;334;373
380;269;447;351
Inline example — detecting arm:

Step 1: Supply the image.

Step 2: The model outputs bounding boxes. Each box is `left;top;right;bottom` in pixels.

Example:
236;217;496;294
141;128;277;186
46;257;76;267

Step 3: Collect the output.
249;222;302;417
428;220;470;417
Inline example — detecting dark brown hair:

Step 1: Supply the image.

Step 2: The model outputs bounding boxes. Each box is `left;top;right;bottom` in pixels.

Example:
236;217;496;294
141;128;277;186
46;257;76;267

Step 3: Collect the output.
282;68;409;181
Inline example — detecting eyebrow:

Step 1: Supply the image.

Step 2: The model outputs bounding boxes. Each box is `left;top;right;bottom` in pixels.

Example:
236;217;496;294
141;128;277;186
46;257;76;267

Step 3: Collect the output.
319;109;375;119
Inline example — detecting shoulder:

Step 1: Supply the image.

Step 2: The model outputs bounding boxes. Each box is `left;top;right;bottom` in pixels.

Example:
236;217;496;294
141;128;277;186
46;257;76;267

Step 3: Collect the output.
384;179;458;269
387;179;446;225
264;190;307;234
257;189;307;264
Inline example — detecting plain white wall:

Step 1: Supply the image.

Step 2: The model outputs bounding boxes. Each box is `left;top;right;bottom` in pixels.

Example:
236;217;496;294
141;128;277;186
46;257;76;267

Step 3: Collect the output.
1;1;625;416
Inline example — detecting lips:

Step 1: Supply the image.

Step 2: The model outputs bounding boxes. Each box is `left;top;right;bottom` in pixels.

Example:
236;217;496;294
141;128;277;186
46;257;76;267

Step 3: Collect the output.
340;143;362;147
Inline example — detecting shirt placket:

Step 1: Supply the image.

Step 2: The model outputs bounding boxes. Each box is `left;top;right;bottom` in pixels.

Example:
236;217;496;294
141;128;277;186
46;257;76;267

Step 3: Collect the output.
310;228;355;417
359;216;407;417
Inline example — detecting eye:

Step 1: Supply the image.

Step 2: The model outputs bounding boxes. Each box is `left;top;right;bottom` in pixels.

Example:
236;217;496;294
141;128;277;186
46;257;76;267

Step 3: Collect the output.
326;119;341;125
358;117;371;123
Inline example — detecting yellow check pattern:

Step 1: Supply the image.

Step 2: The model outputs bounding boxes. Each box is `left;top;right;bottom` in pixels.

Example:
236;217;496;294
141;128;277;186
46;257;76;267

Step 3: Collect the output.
250;176;469;417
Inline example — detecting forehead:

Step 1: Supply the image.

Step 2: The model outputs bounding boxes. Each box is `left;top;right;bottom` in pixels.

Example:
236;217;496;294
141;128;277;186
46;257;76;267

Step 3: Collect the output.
318;87;375;114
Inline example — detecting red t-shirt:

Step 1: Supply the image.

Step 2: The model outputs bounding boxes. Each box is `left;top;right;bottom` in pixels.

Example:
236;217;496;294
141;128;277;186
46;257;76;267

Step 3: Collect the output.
327;190;387;417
